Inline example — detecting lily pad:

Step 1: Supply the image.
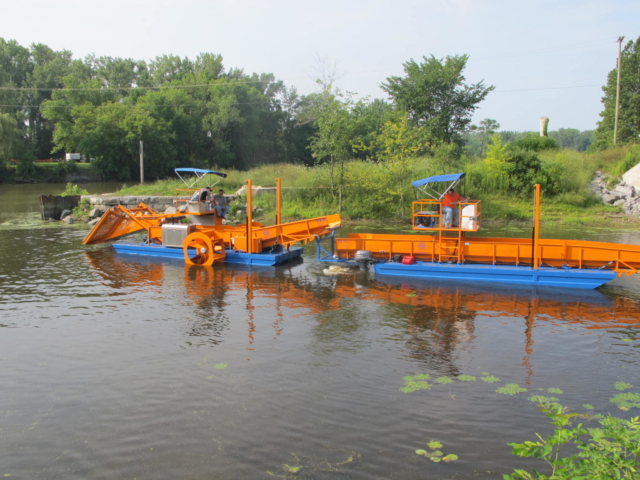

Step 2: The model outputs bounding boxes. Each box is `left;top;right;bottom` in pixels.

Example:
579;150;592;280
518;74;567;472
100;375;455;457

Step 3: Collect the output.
427;441;443;449
415;449;428;456
442;454;459;462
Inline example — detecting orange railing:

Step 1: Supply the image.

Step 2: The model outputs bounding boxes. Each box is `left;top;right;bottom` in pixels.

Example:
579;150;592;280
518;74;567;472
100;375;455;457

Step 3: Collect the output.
412;199;482;232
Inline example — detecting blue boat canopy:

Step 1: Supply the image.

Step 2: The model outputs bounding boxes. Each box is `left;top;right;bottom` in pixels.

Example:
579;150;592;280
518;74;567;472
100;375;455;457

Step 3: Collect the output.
174;167;228;189
411;172;465;188
174;168;227;178
412;172;466;200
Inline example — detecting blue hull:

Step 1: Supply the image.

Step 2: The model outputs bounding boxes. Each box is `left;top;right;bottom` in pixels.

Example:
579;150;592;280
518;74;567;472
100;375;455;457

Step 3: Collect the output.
112;242;303;266
374;261;617;289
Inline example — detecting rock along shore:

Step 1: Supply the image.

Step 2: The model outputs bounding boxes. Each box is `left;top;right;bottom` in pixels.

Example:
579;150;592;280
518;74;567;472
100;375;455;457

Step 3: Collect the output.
589;171;640;217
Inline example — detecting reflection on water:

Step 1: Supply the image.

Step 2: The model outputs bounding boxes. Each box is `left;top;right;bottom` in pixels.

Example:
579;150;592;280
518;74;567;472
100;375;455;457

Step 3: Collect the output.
1;185;640;479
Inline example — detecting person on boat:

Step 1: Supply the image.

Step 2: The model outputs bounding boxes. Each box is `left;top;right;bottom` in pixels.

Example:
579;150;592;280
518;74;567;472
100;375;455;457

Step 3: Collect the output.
190;187;212;202
213;189;229;218
442;188;468;228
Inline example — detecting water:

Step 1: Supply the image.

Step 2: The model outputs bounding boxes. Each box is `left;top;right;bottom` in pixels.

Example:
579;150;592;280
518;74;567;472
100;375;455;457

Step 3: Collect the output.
1;184;640;479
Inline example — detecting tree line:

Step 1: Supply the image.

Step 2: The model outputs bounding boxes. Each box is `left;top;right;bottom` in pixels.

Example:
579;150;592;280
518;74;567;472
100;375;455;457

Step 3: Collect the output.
0;36;638;182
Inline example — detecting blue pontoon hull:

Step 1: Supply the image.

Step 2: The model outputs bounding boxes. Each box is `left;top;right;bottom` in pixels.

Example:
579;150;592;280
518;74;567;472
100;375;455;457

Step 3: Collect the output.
112;242;303;266
374;261;617;289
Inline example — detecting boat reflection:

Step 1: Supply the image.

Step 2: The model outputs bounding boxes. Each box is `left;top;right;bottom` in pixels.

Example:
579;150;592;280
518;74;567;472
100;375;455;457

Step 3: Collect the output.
84;251;640;369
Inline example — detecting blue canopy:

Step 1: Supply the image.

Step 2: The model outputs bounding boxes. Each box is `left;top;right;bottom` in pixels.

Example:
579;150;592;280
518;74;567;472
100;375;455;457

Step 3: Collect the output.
174;168;227;178
412;172;465;188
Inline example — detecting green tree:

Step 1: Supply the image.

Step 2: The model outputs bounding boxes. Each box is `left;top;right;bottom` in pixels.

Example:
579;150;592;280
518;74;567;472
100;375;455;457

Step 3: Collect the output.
381;55;494;146
308;85;356;206
0;113;22;162
594;36;640;148
359;113;429;217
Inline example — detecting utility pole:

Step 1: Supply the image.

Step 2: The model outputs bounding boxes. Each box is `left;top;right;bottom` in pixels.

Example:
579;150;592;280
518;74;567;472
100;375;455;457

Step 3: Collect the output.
139;141;144;184
614;36;624;145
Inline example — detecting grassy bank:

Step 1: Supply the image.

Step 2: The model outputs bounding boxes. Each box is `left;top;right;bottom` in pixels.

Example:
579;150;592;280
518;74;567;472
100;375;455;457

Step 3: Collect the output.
109;146;640;226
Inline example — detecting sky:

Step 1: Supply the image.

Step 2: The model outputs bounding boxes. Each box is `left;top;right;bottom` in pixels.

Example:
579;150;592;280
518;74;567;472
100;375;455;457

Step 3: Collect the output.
2;0;638;132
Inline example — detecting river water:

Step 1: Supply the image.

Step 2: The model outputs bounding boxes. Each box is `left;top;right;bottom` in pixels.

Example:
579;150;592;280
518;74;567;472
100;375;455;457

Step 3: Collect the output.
1;183;640;479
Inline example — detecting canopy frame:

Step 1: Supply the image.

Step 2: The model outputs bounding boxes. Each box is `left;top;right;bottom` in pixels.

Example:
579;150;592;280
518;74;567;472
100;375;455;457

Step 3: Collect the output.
174;168;227;190
412;173;466;200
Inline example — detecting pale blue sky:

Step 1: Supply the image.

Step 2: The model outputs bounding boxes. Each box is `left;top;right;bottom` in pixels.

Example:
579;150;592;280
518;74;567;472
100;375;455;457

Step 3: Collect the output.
2;0;638;131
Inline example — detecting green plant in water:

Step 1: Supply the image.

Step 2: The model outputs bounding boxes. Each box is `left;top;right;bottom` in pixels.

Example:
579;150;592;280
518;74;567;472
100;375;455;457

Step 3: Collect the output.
401;373;432;392
610;392;640;411
457;375;476;382
400;381;431;393
283;465;300;473
615;381;633;391
416;440;458;463
213;363;228;369
547;388;564;394
529;395;559;404
481;375;501;383
504;399;640;480
436;376;454;384
583;404;595;410
623;338;634;342
496;384;527;395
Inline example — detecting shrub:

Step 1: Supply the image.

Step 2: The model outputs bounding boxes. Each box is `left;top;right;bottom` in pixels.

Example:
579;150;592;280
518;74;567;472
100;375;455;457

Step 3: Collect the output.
509;133;559;152
609;145;640;180
60;182;89;197
504;399;640;480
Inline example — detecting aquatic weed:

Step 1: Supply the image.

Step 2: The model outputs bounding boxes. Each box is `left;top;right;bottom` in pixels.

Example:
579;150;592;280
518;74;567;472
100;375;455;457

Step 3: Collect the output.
400;381;431;393
547;388;564;394
496;384;528;395
435;377;454;384
213;363;228;369
615;381;633;391
457;375;476;382
583;404;595;410
529;395;559;404
609;392;640;411
481;375;501;383
415;441;458;463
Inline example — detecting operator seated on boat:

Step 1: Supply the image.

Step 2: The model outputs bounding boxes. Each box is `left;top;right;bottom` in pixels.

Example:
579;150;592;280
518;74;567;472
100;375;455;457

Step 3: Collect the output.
442;188;469;228
190;187;212;202
213;189;229;219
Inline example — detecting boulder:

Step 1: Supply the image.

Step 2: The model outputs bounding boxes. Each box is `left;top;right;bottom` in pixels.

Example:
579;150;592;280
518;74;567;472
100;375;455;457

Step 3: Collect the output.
613;199;625;207
60;209;72;220
601;194;616;204
164;206;177;214
88;208;103;218
87;217;101;226
614;185;634;197
62;215;74;224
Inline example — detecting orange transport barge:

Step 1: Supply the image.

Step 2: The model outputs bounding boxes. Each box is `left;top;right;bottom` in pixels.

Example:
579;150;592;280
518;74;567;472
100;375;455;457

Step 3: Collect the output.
316;173;640;289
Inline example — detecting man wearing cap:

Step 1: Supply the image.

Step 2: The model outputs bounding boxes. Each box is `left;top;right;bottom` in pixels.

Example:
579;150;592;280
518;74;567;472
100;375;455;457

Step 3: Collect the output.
213;189;229;219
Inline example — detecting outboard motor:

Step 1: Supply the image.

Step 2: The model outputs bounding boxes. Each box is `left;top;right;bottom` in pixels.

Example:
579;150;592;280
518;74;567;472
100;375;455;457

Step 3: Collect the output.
354;250;373;271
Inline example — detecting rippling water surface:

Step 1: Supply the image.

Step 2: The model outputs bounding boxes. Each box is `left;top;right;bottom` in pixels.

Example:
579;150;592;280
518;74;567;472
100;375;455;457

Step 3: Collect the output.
1;183;640;479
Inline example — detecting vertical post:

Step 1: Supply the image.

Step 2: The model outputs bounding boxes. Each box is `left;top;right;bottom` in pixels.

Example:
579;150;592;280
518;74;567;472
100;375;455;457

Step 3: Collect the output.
247;179;253;254
614;36;624;145
532;184;541;270
276;177;281;225
139;141;144;184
